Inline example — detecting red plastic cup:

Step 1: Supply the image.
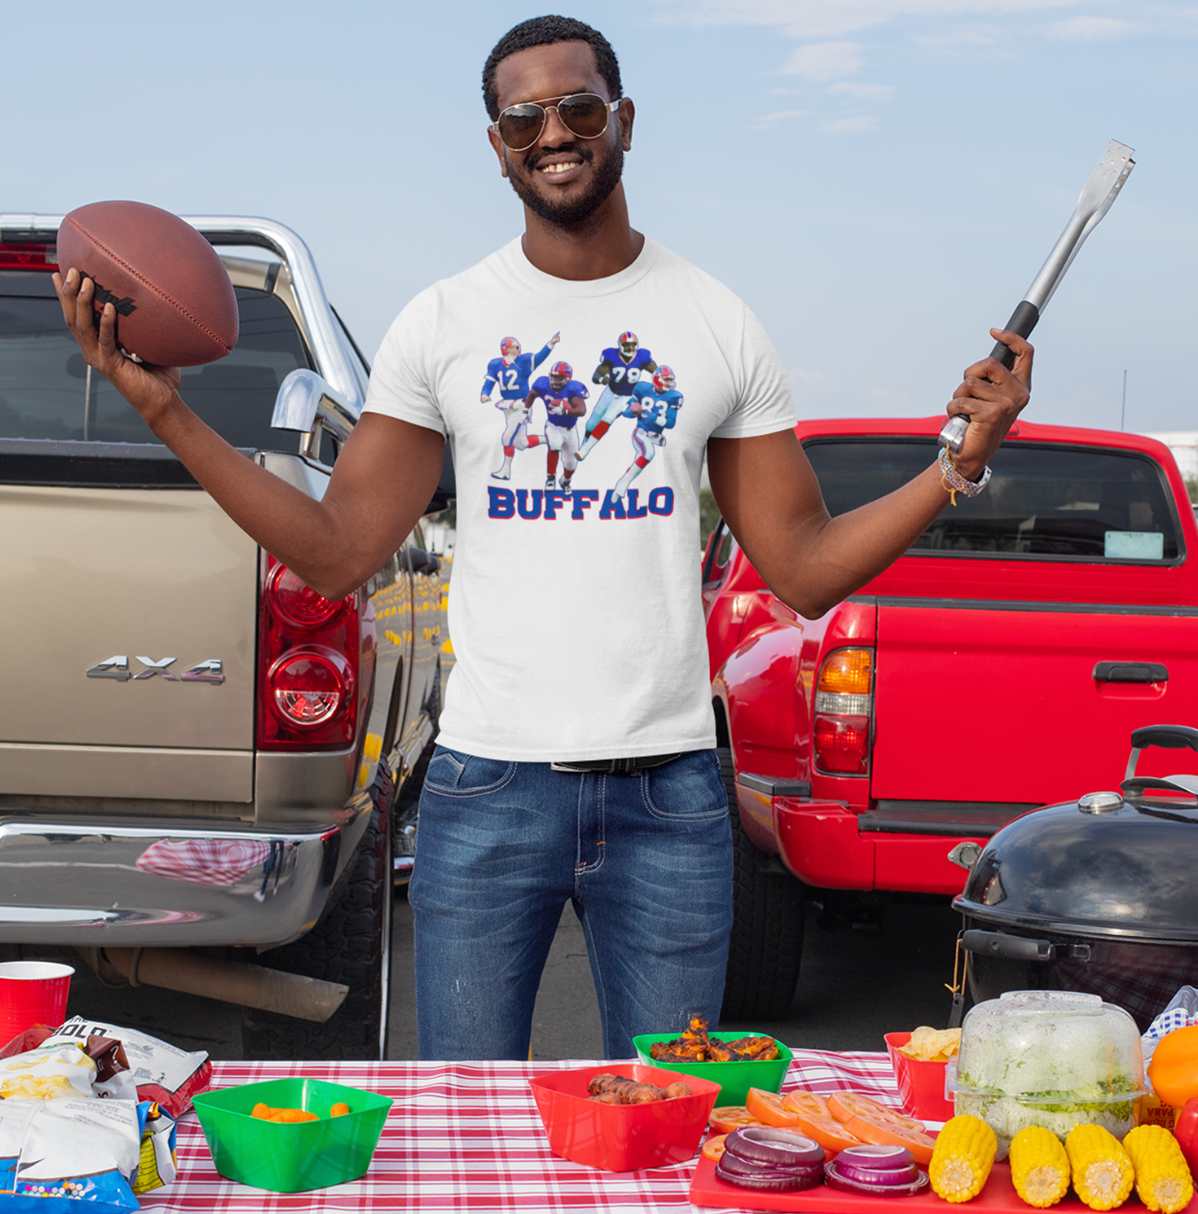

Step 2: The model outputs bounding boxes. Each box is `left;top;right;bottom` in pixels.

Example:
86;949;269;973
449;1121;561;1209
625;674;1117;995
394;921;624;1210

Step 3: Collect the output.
0;961;73;1047
885;1031;954;1122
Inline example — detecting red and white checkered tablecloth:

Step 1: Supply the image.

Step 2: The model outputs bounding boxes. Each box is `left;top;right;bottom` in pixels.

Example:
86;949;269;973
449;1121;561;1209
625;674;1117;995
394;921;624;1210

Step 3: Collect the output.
139;1050;900;1214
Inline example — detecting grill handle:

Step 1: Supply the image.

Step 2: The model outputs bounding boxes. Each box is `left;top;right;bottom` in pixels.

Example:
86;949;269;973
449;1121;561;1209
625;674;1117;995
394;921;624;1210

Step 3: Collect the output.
1126;725;1198;782
961;929;1055;963
1131;725;1198;752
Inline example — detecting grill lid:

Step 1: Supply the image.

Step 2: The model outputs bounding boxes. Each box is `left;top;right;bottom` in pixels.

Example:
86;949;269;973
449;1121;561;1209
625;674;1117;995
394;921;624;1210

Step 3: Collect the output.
954;783;1198;945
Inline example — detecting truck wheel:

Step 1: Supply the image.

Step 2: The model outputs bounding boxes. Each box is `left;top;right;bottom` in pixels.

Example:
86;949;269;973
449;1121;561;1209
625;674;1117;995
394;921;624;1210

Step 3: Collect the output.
719;747;806;1022
241;765;393;1060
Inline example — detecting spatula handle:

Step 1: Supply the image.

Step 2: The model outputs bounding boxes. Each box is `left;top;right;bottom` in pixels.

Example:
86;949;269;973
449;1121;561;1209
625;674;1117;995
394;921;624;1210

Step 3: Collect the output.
940;299;1041;451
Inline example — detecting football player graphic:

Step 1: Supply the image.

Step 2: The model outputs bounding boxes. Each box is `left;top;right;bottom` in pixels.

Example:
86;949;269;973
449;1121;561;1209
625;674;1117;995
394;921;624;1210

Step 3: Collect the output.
483;332;560;480
576;330;656;460
613;365;682;500
526;361;589;496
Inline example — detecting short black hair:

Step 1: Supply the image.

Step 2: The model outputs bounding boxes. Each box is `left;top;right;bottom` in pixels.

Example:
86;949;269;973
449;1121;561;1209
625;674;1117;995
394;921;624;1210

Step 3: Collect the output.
482;15;622;121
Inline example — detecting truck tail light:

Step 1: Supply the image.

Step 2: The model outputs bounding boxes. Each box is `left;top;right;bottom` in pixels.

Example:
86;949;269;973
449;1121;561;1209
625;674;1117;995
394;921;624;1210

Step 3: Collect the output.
0;243;57;271
813;648;873;775
257;556;361;750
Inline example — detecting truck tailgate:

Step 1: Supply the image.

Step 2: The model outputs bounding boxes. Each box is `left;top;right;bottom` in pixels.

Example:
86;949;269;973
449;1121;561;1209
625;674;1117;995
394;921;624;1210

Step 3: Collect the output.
871;599;1197;805
1;482;258;802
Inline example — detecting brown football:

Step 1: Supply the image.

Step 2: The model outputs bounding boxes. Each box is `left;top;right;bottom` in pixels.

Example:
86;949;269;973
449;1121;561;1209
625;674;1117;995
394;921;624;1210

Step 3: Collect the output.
57;200;238;367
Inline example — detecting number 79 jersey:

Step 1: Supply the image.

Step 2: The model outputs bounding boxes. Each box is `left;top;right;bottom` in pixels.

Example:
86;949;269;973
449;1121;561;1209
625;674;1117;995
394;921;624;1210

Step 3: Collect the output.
598;346;654;396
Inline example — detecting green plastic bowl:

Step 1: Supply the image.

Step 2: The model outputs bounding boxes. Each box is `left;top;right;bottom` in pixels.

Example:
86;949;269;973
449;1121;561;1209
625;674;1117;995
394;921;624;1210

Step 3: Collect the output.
632;1032;792;1105
191;1077;392;1192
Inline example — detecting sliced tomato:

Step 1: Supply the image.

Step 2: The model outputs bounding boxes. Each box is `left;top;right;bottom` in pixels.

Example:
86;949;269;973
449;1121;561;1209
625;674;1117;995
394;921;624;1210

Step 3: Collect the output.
844;1114;937;1166
708;1106;761;1135
795;1113;865;1157
826;1090;909;1126
781;1089;830;1120
745;1087;809;1129
701;1133;728;1161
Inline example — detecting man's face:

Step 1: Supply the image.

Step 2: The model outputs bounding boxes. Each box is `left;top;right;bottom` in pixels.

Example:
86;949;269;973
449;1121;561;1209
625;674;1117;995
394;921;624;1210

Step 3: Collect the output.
549;373;568;392
488;41;634;228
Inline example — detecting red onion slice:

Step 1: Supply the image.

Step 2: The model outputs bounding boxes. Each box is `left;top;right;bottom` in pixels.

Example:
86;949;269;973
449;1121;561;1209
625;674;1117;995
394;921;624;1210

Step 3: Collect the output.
724;1126;825;1169
716;1158;823;1192
832;1144;919;1184
824;1156;931;1197
715;1151;824;1182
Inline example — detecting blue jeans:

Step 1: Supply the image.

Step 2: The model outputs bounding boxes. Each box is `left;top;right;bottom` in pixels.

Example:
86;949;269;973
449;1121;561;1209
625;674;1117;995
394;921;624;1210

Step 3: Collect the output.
408;747;733;1060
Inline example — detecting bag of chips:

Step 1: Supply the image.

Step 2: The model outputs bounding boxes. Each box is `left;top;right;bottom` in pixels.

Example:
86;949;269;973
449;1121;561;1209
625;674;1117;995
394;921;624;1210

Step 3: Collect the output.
0;1043;97;1102
39;1019;209;1117
0;1098;144;1213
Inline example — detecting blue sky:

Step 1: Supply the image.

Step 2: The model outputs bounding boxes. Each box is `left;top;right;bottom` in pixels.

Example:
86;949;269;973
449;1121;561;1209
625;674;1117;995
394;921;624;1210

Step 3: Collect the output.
8;0;1195;432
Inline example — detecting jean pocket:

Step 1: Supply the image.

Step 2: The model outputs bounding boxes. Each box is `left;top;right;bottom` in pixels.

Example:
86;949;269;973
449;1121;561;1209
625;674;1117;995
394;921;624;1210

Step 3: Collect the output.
640;750;729;821
424;746;517;798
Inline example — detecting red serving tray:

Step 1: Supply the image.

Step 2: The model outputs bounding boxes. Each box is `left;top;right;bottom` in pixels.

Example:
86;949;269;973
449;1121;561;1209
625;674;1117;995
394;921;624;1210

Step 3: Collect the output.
689;1152;1196;1212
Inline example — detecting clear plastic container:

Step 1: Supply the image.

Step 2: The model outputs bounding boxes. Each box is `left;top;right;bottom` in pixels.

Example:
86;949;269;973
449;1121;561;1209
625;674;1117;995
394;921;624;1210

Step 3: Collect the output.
947;990;1145;1157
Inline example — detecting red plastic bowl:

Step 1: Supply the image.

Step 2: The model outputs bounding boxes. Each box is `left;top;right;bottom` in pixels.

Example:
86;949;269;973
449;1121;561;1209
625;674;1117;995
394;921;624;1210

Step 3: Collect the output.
885;1032;954;1122
529;1064;721;1172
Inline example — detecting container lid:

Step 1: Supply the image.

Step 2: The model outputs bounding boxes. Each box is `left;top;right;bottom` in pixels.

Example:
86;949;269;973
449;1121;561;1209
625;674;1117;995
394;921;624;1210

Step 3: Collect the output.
949;991;1145;1102
953;794;1198;943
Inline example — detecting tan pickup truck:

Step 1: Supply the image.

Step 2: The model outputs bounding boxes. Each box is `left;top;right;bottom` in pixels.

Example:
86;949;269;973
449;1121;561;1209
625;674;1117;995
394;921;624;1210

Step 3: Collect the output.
0;215;450;1058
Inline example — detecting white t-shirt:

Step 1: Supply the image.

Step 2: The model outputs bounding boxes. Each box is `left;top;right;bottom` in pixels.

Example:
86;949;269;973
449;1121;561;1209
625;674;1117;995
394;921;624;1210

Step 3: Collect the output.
364;236;795;762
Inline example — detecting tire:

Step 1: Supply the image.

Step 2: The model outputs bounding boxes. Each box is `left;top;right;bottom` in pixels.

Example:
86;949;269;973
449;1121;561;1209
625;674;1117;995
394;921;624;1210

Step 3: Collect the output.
718;746;806;1022
241;764;393;1060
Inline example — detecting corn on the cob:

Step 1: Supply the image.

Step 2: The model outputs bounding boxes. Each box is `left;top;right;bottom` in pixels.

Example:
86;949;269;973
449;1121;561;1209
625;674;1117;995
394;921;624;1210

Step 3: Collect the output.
1123;1124;1194;1213
1009;1125;1071;1208
1065;1124;1135;1211
929;1113;997;1202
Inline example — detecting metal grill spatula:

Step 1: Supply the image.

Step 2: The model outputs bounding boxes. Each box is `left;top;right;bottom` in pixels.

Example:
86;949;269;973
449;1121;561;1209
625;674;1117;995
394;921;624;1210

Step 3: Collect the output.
940;139;1135;452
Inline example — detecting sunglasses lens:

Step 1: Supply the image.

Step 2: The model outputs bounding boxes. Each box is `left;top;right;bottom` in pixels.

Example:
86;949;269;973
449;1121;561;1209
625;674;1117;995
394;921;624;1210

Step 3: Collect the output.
559;94;610;138
498;104;545;150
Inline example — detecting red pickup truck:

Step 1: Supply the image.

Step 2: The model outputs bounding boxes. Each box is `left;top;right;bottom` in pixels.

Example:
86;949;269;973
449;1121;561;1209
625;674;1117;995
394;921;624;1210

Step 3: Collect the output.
702;417;1198;1020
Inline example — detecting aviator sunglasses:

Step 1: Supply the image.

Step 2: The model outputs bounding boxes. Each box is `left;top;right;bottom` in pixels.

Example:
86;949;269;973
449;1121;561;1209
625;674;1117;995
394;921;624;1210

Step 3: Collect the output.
492;93;621;152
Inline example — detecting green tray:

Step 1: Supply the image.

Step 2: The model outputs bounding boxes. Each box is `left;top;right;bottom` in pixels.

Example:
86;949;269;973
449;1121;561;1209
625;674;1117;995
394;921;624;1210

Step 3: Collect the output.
632;1032;792;1105
192;1077;392;1192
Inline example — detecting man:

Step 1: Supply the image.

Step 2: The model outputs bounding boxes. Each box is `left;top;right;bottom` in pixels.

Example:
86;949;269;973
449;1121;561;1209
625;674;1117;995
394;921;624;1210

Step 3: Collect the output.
526;359;587;494
54;15;1031;1062
614;365;681;499
481;331;559;479
577;330;656;459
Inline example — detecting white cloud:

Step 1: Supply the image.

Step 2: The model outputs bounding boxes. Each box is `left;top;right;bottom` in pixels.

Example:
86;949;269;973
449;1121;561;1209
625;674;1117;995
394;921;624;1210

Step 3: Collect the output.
749;109;812;130
914;28;1000;51
650;0;1095;40
822;116;879;133
782;41;864;80
828;82;896;99
1048;15;1136;39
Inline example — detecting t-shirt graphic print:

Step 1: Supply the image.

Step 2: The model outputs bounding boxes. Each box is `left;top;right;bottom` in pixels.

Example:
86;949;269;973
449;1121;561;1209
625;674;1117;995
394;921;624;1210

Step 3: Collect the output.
364;238;795;763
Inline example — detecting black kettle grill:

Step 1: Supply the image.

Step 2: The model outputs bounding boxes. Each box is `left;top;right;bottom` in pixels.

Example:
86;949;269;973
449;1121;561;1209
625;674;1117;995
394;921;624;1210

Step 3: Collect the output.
954;725;1198;1032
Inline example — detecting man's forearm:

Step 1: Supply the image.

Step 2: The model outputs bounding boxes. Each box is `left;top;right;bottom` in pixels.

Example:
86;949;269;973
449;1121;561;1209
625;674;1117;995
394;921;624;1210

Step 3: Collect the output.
758;461;952;618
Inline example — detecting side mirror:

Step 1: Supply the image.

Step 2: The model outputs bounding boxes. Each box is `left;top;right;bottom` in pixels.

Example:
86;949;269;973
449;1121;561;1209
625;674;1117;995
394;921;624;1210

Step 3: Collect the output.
272;369;359;460
403;548;442;576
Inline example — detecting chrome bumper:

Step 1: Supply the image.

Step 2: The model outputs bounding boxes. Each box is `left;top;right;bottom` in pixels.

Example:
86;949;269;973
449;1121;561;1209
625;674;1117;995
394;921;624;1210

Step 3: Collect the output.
0;812;366;946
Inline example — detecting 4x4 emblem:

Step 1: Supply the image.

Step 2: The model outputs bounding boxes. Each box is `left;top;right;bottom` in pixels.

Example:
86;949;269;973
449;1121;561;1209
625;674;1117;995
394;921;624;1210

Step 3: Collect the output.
85;656;225;684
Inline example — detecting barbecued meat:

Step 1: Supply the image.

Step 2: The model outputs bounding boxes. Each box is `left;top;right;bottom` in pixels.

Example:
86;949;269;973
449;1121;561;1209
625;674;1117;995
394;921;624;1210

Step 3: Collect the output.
586;1073;692;1103
647;1018;780;1062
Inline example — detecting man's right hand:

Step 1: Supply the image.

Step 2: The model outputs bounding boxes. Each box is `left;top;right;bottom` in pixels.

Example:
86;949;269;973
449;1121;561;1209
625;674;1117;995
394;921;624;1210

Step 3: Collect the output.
52;268;181;430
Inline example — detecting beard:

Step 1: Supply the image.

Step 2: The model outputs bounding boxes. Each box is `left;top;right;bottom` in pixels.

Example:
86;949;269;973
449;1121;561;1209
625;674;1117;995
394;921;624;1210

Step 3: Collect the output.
506;139;624;228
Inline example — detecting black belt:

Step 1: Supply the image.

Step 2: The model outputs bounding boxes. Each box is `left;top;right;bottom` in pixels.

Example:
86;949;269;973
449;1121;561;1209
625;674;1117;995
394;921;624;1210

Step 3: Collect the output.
550;753;681;776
